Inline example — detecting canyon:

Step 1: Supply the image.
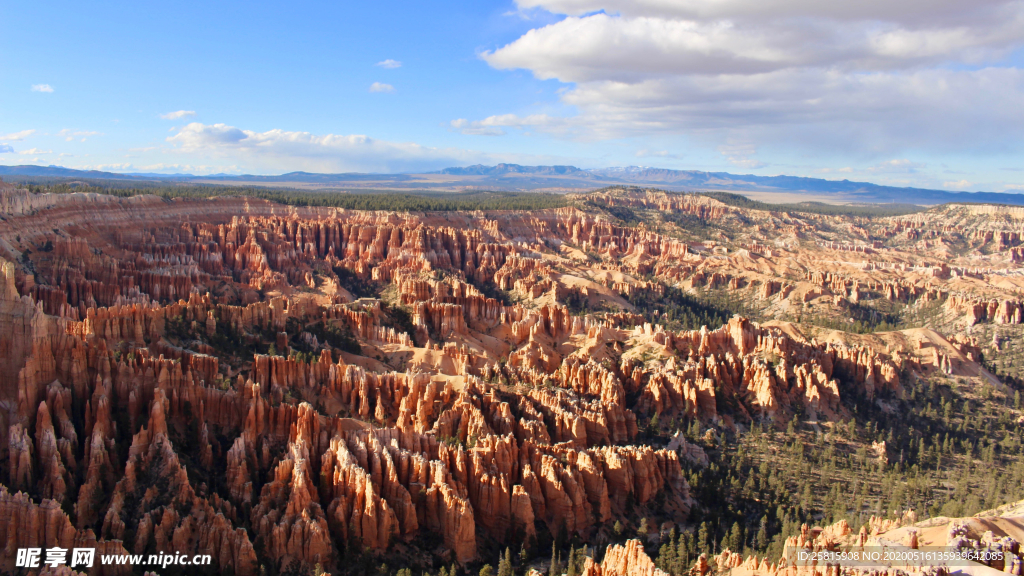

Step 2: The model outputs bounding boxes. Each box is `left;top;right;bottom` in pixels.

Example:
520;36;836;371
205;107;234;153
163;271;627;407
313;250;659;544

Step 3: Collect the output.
1;181;1022;575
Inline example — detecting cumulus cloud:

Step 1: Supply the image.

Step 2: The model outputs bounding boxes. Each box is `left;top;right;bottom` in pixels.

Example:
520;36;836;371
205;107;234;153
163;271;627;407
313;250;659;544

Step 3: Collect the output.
369;82;395;93
491;66;1024;154
164;122;561;173
635;149;683;159
486;5;1024;82
718;141;766;169
450;114;568;136
31;84;54;93
471;0;1024;158
81;163;135;172
376;59;402;68
160;110;196;120
514;0;1023;27
0;130;35;141
57;129;101;142
0;145;13;154
863;159;927;173
70;162;233;174
944;179;973;189
450;119;505;136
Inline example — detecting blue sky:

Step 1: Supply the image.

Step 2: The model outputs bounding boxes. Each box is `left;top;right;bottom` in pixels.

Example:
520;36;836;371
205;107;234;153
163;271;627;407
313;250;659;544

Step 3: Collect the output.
3;0;1024;192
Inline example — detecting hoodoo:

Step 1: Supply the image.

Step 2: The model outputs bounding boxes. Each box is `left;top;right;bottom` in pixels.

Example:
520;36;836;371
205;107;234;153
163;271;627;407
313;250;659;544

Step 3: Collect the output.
0;182;1022;575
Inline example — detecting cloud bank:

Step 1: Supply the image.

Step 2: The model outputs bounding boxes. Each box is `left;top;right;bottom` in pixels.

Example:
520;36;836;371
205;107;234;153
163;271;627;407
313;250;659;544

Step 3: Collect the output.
165;122;562;173
472;0;1024;157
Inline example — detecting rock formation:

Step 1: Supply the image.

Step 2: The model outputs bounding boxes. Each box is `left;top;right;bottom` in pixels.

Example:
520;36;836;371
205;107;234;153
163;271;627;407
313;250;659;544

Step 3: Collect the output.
0;182;1017;573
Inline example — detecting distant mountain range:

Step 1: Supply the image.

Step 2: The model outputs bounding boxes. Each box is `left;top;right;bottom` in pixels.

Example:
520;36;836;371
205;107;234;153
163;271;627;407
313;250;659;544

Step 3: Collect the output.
439;164;584;176
2;163;1022;206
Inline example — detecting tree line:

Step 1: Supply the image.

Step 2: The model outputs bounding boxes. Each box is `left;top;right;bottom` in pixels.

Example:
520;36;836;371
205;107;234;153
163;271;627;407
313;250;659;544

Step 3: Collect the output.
13;178;570;212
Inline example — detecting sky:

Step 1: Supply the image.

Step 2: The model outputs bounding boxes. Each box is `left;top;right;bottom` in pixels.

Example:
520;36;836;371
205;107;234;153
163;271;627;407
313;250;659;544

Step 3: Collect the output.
2;0;1024;192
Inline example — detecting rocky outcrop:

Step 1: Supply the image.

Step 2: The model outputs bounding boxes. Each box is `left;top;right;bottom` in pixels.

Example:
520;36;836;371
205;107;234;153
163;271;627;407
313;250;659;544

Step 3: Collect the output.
579;539;669;576
252;405;333;571
0;485;132;575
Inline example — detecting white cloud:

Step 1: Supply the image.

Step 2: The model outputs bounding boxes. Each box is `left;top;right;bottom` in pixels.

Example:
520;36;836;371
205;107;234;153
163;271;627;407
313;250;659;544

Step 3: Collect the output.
160;110;196;120
718;141;765;169
376;59;402;69
369;82;395;93
18;148;52;155
725;158;765;169
450;114;569;136
0;145;13;154
944;179;973;189
70;162;231;174
31;84;54;93
864;159;926;173
513;0;1023;28
635;149;683;159
450;119;505;136
164;121;563;173
82;163;135;172
168;124;247;148
0;130;36;141
57;129;101;142
496;67;1024;153
485;9;1024;82
472;0;1024;158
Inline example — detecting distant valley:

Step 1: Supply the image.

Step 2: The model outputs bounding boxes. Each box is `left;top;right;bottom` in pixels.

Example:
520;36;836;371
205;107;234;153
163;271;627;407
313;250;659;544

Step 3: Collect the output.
2;162;1024;206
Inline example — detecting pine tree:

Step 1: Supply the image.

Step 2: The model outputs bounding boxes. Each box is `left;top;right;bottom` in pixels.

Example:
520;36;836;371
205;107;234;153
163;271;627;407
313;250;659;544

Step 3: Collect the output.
658;532;677;574
498;547;514;576
657;544;670;573
729;520;745;553
567;546;578;576
549;542;559;576
479;565;493;576
637;518;649;540
697;522;709;556
678;531;691;571
756;516;768;552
